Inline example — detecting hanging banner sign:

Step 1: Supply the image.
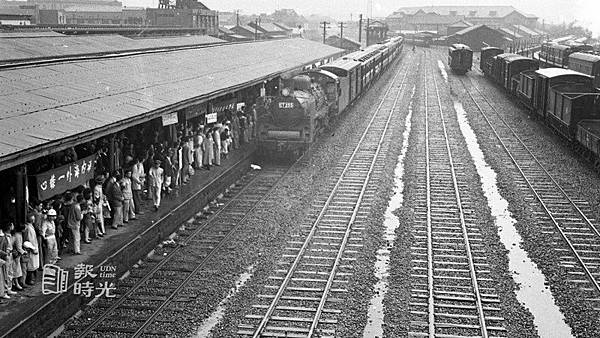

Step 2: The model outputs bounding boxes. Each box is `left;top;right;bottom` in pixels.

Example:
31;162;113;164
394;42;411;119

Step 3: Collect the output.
205;112;217;124
210;98;236;114
161;112;178;126
36;154;97;201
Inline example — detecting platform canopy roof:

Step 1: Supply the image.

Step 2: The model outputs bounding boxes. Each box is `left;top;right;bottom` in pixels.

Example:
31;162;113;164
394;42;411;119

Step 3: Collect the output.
0;34;225;64
0;38;343;170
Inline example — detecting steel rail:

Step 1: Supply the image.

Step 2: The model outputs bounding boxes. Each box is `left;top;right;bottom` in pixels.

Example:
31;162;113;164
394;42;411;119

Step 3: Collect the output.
428;55;489;338
75;165;291;337
252;56;414;338
423;52;435;338
459;75;600;294
306;53;412;338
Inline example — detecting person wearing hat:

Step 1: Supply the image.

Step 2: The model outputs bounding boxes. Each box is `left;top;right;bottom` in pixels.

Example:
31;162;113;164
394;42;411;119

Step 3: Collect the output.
148;159;164;211
42;208;60;262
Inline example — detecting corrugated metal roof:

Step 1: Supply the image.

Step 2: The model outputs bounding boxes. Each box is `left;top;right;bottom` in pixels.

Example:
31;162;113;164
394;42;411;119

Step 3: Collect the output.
0;35;225;64
0;38;343;168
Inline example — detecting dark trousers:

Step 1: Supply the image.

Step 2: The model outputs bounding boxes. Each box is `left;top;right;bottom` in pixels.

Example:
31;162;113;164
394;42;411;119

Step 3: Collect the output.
132;189;142;213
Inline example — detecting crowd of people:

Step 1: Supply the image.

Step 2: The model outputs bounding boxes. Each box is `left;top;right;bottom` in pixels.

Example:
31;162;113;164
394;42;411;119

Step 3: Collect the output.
0;106;257;299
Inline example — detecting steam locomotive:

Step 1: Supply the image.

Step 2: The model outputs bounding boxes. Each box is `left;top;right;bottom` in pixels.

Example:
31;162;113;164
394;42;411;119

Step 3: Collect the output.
257;37;404;159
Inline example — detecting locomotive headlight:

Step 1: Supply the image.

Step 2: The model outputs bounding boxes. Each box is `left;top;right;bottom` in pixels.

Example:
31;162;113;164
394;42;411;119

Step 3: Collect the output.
282;88;290;96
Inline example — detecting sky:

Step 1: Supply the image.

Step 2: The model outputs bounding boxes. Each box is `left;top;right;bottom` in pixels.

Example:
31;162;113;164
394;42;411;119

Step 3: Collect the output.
122;0;600;37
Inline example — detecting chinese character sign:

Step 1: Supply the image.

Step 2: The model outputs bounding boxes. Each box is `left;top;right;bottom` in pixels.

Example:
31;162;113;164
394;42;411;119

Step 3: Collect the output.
36;154;97;201
42;263;117;298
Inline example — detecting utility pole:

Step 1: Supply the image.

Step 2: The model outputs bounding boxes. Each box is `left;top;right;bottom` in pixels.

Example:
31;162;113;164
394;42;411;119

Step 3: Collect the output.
236;10;239;26
366;18;370;47
254;18;258;40
358;14;363;43
320;21;330;44
339;21;345;48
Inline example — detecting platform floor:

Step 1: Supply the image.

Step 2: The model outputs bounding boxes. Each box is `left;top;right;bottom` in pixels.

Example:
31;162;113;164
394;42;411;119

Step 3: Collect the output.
0;142;256;335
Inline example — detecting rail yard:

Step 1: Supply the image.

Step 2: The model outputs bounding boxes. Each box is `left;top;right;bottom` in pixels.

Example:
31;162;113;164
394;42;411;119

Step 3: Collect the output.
2;3;600;337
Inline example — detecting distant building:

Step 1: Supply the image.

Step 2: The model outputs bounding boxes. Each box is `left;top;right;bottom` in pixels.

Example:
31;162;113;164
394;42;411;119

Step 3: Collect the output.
230;24;265;40
387;6;538;34
325;35;361;51
248;21;288;38
0;5;36;25
27;0;122;11
446;20;472;36
446;24;509;51
366;20;388;46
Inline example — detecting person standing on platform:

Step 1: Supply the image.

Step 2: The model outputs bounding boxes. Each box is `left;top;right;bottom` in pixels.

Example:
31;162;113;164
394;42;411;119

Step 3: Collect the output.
193;127;204;170
131;157;145;215
239;112;248;144
31;201;45;272
67;194;83;254
121;169;136;223
203;128;214;170
0;224;11;299
43;208;61;260
12;224;25;290
162;150;174;195
93;175;107;236
106;171;124;230
251;104;258;139
23;215;39;285
80;192;93;243
181;138;191;184
221;124;230;159
232;112;240;149
3;223;16;294
212;124;222;166
170;145;180;190
148;159;164;211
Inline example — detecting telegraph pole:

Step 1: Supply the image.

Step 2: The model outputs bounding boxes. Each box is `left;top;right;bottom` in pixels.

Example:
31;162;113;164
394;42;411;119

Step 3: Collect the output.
366;18;370;46
358;14;363;43
339;21;345;48
254;18;258;40
320;21;330;44
236;10;239;26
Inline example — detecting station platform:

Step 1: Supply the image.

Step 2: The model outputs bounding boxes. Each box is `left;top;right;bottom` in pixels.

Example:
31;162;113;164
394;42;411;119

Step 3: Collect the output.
0;143;256;337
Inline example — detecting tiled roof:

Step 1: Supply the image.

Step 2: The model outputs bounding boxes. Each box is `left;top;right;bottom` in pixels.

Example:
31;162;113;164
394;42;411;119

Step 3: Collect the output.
0;39;342;169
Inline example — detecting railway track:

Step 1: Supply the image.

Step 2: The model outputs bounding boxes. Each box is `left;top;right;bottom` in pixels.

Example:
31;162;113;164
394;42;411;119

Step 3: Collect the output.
460;74;600;311
237;55;416;337
407;54;507;338
60;165;292;337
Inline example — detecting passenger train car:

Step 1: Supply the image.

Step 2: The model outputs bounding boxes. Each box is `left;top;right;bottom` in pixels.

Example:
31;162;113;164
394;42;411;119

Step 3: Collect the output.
256;37;404;159
537;41;594;68
480;46;600;172
448;44;473;74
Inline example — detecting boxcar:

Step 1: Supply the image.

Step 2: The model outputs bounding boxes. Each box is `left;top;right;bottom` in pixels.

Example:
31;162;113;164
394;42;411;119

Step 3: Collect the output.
480;46;504;74
531;68;594;119
502;55;539;94
545;82;599;140
577;120;600;166
448;44;473;74
569;52;600;88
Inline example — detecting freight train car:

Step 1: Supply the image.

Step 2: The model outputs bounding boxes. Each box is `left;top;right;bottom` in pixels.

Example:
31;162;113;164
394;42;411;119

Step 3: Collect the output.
257;37;404;159
569;52;600;88
480;46;503;73
448;43;473;74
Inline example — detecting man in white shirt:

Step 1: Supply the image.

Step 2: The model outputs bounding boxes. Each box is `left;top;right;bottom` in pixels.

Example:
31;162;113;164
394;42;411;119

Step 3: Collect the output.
148;159;164;211
131;156;145;214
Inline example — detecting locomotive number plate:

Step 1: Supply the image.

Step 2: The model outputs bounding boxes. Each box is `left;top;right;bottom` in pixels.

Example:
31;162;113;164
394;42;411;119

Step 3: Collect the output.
278;102;294;109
